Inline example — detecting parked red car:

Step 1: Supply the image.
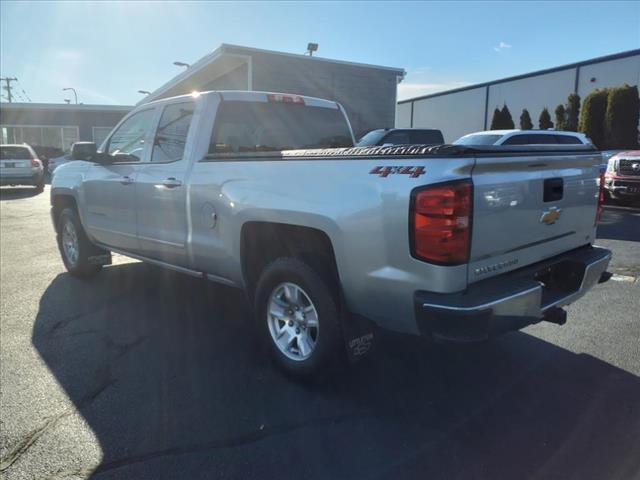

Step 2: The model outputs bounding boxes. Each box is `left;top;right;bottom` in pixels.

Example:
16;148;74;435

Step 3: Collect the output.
604;150;640;205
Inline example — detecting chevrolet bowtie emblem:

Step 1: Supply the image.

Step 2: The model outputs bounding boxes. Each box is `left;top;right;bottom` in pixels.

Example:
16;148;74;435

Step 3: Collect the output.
540;207;562;225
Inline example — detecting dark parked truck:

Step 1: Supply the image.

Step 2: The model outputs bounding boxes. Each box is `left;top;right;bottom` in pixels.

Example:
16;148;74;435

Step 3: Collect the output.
50;90;612;377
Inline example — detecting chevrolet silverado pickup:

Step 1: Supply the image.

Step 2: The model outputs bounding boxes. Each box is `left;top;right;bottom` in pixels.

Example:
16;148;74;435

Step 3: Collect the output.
50;90;612;376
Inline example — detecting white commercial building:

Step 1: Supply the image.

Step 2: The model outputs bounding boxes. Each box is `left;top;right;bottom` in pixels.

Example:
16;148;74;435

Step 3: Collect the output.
396;49;640;143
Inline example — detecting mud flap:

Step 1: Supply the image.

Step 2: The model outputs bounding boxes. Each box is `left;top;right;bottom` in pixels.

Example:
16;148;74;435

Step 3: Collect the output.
88;252;112;266
342;313;376;363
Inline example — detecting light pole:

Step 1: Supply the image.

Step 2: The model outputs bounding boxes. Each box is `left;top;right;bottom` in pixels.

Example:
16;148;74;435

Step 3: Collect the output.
138;90;151;95
173;61;190;69
62;87;78;104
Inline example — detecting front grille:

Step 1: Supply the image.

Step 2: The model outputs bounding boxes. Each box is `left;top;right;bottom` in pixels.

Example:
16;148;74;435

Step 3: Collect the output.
619;159;640;176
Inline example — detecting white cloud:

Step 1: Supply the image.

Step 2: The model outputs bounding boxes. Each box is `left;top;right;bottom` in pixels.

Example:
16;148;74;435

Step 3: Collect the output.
398;81;472;101
493;41;512;52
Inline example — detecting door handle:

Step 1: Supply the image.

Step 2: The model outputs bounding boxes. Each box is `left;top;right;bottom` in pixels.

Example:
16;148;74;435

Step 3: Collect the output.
120;175;134;185
161;177;182;188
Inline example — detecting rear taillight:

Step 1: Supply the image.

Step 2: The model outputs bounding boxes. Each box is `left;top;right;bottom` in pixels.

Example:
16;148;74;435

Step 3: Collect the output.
410;180;472;265
595;170;605;225
30;158;41;168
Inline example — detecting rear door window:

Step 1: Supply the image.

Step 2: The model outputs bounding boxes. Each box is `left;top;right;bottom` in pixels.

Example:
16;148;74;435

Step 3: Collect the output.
410;130;444;145
209;100;353;154
382;131;411;145
524;134;558;145
1;146;31;159
554;135;582;144
152;102;195;162
502;135;531;145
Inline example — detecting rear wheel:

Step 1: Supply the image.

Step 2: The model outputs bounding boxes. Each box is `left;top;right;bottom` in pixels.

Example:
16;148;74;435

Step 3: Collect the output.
255;257;344;377
57;208;102;278
35;180;44;193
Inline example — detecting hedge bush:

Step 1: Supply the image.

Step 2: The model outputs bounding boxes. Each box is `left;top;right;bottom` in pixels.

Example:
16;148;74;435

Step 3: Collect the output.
579;89;609;149
604;84;639;149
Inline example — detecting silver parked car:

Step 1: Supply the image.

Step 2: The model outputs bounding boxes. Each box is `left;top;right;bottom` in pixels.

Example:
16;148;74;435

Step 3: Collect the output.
0;144;45;192
454;129;592;146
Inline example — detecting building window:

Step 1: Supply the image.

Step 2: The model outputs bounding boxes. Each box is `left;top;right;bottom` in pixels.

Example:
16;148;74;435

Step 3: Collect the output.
0;125;79;151
92;127;112;147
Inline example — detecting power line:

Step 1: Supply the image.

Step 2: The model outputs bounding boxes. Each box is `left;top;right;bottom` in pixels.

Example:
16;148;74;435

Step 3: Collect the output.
15;79;32;102
0;77;18;102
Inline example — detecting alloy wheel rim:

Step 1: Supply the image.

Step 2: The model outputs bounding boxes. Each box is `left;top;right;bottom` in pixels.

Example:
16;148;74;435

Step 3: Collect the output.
267;282;319;361
62;220;79;266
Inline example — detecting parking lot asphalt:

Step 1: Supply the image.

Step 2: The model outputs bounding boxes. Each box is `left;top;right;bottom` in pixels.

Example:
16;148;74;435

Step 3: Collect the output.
1;186;639;480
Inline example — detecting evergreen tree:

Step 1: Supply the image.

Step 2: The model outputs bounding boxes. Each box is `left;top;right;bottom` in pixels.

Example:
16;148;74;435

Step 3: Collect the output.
500;104;515;129
565;93;581;131
519;109;533;130
555;104;566;130
539;108;554;130
490;108;502;130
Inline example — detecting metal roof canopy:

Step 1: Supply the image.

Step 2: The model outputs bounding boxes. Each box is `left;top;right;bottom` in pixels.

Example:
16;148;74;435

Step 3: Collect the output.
139;43;405;105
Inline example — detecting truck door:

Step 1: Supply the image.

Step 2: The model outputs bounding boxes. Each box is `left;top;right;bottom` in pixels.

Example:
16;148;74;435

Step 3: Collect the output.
134;100;196;266
82;108;156;252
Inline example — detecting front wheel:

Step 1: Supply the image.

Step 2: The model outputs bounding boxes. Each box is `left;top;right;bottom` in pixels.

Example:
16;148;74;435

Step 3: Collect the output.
57;208;102;278
254;257;345;377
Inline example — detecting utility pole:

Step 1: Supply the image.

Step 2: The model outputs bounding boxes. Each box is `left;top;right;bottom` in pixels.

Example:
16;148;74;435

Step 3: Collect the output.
1;77;18;103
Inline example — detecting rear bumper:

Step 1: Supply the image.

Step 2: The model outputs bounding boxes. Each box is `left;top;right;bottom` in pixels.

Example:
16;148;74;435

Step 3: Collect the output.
0;171;44;186
604;177;640;197
415;245;612;343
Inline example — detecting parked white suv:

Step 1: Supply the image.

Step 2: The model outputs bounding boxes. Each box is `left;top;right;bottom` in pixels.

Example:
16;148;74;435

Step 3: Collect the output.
454;130;592;146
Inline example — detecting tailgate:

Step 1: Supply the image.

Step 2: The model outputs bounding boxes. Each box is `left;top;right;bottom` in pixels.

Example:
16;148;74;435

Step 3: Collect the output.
0;158;32;176
468;152;601;284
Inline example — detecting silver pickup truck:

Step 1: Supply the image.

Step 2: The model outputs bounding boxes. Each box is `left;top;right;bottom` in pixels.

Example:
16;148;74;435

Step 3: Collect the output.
50;90;612;376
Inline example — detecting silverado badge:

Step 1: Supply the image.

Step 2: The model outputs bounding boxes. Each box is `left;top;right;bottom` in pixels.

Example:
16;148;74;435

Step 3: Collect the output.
540;206;562;225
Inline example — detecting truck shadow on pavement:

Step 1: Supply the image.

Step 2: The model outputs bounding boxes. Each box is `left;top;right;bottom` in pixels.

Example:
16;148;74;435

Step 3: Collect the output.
32;262;640;479
0;187;42;200
598;205;640;242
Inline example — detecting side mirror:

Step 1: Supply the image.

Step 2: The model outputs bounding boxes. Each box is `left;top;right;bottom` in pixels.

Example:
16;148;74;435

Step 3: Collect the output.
71;142;97;160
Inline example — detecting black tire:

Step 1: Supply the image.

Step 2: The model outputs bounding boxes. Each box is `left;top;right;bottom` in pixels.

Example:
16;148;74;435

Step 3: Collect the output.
254;257;345;377
57;207;102;278
35;180;44;193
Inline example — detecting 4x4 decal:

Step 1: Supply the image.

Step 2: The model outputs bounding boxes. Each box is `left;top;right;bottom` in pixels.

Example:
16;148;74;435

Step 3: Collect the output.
370;166;426;178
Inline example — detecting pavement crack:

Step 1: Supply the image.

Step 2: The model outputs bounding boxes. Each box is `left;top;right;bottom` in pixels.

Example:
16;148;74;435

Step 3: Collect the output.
0;376;116;473
0;411;71;472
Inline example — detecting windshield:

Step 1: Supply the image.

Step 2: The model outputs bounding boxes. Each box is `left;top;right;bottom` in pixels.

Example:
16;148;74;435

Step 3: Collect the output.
454;134;503;145
209;101;353;153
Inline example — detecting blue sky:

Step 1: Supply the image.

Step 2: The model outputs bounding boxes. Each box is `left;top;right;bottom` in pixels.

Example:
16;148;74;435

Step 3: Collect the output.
1;1;638;105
